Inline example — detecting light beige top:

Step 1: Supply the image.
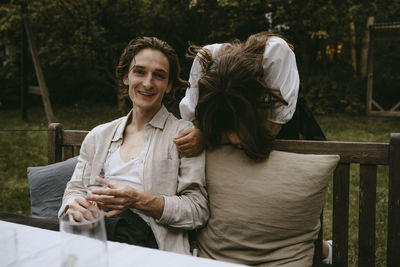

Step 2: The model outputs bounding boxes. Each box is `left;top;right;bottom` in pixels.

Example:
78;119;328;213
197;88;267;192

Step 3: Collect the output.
58;105;209;255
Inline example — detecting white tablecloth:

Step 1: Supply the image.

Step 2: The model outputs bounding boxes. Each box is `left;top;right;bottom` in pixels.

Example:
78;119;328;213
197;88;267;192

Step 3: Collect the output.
0;220;246;267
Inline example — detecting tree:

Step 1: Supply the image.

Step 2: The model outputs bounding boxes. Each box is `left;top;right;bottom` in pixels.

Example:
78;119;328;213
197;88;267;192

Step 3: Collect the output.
0;0;399;114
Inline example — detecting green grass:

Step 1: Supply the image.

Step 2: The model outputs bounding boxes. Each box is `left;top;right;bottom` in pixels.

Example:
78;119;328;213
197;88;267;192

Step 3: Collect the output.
1;106;400;266
0;105;121;215
316;114;400;267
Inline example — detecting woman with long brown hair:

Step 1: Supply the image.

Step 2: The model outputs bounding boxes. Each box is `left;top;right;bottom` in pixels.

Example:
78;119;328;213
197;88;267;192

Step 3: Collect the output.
174;32;330;264
175;32;325;160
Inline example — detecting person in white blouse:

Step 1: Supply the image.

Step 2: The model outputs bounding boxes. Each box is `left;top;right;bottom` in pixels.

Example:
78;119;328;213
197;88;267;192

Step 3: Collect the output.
174;31;330;263
175;32;325;158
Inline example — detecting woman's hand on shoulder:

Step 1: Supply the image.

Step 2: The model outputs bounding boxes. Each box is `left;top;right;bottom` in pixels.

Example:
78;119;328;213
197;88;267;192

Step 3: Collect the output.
174;128;205;157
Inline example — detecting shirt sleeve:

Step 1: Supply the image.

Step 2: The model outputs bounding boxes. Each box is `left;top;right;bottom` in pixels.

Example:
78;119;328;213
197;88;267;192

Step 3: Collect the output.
179;44;223;122
262;36;300;124
156;121;209;230
57;131;95;217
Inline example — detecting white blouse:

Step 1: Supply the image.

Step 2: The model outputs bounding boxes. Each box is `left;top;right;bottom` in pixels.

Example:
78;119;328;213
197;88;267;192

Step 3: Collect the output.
179;36;300;124
103;146;149;223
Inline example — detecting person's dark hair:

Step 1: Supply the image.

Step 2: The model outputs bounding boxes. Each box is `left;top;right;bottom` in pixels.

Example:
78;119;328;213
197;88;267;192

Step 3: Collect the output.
116;36;189;97
242;31;294;54
196;52;275;161
193;32;291;161
187;32;293;73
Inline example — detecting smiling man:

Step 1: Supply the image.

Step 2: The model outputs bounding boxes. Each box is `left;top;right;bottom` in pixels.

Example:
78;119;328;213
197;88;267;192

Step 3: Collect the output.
58;37;209;255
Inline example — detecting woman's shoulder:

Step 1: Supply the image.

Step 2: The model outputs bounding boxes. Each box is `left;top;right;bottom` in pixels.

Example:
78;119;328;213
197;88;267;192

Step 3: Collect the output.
264;36;293;55
267;36;287;45
203;43;223;50
202;43;224;57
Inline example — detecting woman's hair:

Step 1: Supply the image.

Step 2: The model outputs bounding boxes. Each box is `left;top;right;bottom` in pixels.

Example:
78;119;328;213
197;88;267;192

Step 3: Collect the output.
187;32;293;75
116;36;189;97
193;32;291;161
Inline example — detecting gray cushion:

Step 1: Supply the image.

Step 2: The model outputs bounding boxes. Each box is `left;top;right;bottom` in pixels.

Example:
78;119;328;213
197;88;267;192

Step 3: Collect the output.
27;157;78;218
198;147;340;267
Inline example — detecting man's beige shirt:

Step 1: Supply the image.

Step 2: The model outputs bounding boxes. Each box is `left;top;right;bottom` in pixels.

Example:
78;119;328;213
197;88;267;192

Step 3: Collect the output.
58;105;209;255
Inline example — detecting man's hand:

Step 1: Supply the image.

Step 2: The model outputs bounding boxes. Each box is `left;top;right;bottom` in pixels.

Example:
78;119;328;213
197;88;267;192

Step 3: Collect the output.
87;177;164;219
66;196;100;222
174;128;205;157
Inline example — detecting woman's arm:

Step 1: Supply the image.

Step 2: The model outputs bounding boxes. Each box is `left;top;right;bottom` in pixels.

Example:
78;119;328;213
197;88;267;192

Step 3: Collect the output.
179;56;202;122
179;43;223;122
176;53;204;156
176;51;205;156
177;44;223;157
174;125;205;157
262;36;300;125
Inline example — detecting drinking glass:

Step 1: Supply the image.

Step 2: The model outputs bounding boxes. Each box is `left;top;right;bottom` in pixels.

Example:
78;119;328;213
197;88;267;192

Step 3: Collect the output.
0;224;18;266
83;162;108;196
59;210;108;267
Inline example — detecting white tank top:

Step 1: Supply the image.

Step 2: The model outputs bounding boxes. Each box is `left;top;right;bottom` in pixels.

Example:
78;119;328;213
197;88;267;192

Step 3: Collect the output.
103;146;149;223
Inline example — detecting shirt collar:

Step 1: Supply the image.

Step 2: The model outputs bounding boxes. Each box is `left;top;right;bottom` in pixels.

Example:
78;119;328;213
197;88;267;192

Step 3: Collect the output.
112;105;170;142
148;105;170;130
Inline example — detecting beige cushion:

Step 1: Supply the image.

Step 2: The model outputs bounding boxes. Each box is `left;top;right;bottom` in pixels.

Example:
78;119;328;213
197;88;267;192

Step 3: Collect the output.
197;147;340;267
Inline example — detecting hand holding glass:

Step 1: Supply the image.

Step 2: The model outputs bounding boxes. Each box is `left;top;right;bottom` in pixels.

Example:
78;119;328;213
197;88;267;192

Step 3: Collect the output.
84;162;108;195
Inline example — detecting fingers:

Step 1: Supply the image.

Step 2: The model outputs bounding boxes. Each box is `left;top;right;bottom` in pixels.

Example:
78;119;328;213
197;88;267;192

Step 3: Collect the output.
86;194;114;204
89;182;132;198
88;187;122;198
68;212;76;222
174;133;192;146
179;148;198;158
102;203;125;210
104;209;122;218
174;128;193;143
95;176;111;187
67;197;99;222
68;208;97;222
75;196;94;209
87;192;129;206
174;128;205;157
175;142;193;151
174;128;201;145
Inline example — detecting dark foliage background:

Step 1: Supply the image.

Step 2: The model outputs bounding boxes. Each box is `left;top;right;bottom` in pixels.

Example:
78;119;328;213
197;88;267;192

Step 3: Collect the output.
0;0;399;115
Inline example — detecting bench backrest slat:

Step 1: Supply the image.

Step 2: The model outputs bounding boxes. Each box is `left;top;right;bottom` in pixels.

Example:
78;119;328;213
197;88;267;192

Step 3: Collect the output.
47;123;400;267
332;163;350;266
63;130;89;146
358;164;377;267
273;140;389;165
387;133;400;267
48;123;87;164
63;146;74;160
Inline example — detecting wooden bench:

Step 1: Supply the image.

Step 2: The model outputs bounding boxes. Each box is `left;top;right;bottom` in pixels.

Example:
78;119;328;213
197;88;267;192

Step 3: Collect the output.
48;122;400;267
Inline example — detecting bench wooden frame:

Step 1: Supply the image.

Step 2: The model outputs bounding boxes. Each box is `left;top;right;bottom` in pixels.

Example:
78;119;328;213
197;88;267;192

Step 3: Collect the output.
48;122;400;267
